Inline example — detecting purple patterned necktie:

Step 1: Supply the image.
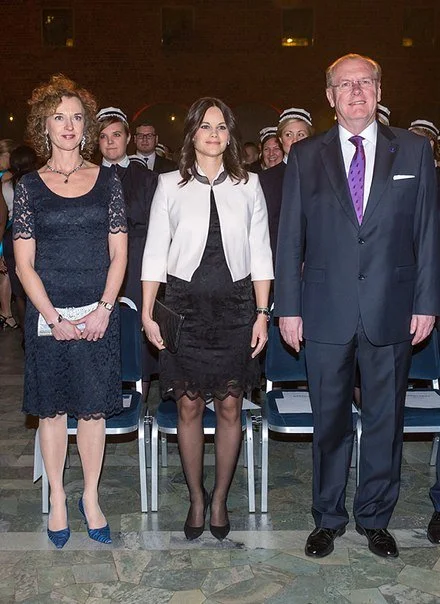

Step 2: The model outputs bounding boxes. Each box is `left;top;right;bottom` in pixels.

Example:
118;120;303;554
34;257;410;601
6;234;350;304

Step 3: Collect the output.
348;135;365;224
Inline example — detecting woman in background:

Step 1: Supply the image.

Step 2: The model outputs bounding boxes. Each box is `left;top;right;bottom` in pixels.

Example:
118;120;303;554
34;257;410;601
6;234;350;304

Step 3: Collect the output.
0;138;18;328
2;145;38;332
97;107;158;393
259;108;313;259
409;119;440;201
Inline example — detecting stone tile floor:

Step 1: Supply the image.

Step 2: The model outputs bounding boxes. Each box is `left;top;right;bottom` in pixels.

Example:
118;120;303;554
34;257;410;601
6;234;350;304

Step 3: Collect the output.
1;327;440;603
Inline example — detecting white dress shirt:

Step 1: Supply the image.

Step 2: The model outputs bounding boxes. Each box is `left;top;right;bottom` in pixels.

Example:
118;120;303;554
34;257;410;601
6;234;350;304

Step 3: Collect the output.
339;121;377;211
136;151;155;170
141;167;274;283
101;155;130;168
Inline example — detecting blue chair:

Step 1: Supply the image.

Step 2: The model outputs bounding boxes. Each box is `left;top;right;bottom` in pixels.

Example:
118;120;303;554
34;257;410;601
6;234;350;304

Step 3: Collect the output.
355;331;440;472
150;399;256;513
260;315;359;513
404;331;440;464
35;297;148;513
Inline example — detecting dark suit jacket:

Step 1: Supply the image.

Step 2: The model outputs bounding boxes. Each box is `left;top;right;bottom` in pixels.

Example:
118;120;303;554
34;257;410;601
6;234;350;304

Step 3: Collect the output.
116;161;158;312
275;122;440;346
259;161;286;260
153;154;177;174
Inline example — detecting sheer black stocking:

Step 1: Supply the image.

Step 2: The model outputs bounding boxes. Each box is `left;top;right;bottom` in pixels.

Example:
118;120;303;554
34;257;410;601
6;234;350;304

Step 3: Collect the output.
211;395;243;526
177;396;206;526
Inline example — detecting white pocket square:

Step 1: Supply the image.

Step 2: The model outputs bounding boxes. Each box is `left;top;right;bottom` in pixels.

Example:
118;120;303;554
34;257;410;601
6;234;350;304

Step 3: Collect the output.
393;174;415;180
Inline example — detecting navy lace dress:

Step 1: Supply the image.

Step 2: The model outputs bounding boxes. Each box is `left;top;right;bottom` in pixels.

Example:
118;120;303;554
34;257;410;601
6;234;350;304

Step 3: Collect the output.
160;179;260;402
13;167;127;419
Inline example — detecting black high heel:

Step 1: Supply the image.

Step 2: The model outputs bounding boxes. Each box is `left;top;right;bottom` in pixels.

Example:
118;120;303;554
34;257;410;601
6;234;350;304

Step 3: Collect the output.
209;494;230;541
184;488;209;540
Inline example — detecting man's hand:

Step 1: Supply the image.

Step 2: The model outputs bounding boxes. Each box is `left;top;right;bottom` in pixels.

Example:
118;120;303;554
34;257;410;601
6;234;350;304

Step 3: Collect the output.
410;314;435;346
279;316;303;352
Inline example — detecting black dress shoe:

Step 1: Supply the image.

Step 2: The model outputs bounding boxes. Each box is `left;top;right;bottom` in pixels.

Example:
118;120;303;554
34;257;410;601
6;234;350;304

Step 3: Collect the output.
427;511;440;544
184;489;209;540
305;527;346;558
209;520;230;541
209;494;230;541
355;525;398;558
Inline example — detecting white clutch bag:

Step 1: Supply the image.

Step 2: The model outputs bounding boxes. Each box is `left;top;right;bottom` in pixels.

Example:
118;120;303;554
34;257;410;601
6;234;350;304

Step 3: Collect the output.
38;302;99;337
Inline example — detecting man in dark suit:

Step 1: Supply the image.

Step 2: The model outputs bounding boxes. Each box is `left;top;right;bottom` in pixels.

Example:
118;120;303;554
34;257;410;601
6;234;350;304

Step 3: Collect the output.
132;122;177;174
259;160;285;260
275;53;440;559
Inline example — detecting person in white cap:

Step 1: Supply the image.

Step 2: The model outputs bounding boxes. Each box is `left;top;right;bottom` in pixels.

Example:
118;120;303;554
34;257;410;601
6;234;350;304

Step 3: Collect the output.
409;119;440;196
409;119;440;167
259;108;314;258
376;104;391;126
277;107;314;158
261;126;284;171
248;127;282;173
97;106;158;394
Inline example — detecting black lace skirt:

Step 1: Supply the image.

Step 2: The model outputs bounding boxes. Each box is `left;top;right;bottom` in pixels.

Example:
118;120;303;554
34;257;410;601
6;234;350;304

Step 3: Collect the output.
159;194;259;402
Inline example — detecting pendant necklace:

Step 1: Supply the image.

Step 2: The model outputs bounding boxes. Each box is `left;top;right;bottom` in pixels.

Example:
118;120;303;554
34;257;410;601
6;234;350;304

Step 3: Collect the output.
46;157;84;183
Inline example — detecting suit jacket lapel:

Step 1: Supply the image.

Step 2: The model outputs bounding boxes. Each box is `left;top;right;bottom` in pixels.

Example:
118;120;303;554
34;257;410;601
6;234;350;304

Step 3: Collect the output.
362;123;398;226
320;126;358;228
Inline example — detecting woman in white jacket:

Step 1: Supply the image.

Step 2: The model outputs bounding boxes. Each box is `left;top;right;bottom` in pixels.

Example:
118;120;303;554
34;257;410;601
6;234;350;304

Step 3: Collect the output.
142;97;273;541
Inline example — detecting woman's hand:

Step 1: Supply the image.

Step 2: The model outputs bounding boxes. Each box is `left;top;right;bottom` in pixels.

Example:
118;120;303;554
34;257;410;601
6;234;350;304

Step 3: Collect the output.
51;319;82;341
71;305;110;342
251;313;268;358
142;316;166;350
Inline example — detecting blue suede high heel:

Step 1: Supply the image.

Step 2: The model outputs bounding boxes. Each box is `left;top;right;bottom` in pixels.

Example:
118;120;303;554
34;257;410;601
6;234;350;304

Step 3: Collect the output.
47;503;70;549
47;526;71;549
78;497;111;544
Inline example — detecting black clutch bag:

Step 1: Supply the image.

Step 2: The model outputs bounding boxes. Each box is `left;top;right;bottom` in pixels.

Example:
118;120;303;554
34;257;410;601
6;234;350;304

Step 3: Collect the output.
152;300;185;354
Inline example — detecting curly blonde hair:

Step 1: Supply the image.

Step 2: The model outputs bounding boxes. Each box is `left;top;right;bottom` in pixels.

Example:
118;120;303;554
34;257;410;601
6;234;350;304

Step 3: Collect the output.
26;74;98;160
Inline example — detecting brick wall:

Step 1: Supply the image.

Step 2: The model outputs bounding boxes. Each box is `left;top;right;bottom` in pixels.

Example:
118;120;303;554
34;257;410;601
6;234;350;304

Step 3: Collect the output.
1;0;439;146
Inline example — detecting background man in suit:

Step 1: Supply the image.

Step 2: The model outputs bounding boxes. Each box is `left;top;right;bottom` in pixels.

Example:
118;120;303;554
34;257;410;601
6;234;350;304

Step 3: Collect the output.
275;53;440;559
132;122;177;173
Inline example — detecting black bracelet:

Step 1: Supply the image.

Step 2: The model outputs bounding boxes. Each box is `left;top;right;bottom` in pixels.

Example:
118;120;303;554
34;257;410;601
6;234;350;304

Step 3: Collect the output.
256;307;270;320
256;306;270;314
47;314;63;329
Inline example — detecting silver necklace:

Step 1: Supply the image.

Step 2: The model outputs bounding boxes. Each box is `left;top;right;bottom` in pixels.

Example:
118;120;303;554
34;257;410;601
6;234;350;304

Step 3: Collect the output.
46;157;84;183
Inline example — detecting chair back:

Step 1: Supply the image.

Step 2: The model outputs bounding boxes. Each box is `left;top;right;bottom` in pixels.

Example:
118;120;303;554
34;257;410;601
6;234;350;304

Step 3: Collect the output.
265;316;307;383
408;330;440;381
120;300;142;382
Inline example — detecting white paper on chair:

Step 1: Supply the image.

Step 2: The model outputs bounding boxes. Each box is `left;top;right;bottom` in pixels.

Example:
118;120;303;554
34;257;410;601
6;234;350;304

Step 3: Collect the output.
33;431;43;482
405;391;440;409
275;391;312;414
206;397;260;412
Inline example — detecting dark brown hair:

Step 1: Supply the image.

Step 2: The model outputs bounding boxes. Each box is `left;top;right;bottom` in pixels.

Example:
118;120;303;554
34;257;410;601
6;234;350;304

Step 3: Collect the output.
179;97;248;185
26;74;98;160
10;145;38;189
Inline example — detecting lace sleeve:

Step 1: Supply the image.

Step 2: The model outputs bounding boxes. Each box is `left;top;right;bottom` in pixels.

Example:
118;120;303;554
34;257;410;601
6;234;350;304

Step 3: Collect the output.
12;180;35;240
108;171;128;234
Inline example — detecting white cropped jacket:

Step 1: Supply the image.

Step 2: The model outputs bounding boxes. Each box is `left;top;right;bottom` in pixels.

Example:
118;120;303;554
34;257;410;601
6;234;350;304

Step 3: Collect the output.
141;168;274;283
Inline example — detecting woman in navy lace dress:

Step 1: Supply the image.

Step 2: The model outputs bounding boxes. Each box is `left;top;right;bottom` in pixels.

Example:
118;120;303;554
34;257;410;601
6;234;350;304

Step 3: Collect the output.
13;75;127;548
142;98;273;540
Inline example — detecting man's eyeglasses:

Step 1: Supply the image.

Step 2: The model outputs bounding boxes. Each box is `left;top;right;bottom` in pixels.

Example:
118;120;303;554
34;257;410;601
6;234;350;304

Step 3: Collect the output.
331;78;377;91
135;133;156;140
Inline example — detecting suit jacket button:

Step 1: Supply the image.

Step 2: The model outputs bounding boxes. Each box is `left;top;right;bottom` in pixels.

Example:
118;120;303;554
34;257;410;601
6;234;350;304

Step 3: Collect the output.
358;238;365;244
358;274;366;280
